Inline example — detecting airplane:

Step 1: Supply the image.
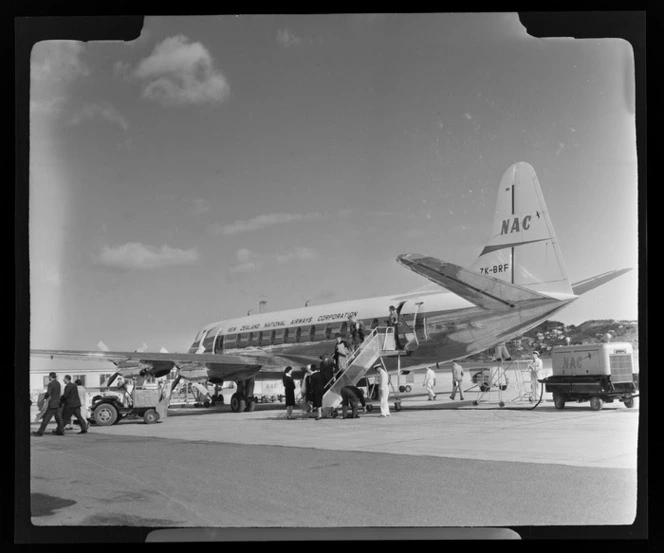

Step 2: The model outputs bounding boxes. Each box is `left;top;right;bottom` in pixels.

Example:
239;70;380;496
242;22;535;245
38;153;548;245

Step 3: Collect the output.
31;162;632;413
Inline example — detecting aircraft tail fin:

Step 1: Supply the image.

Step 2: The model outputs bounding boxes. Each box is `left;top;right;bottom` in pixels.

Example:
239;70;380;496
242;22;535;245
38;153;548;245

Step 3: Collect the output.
469;162;573;297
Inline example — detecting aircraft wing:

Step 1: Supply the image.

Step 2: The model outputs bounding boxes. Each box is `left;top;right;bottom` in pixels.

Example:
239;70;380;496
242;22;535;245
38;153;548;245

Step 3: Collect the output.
29;349;294;382
396;254;550;310
571;268;633;295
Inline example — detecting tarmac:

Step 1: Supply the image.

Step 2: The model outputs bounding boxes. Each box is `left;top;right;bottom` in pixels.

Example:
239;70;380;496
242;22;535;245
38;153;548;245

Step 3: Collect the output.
23;385;643;540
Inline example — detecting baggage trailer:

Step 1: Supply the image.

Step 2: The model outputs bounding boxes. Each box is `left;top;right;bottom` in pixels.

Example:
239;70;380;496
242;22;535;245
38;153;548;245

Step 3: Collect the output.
542;342;638;411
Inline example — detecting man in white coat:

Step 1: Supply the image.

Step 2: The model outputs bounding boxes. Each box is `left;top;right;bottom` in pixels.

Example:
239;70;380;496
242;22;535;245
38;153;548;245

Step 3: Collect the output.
375;363;391;417
528;351;543;401
423;367;437;400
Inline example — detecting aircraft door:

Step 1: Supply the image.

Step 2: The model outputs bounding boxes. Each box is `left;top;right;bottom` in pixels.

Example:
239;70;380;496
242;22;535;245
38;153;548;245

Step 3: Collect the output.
397;301;428;345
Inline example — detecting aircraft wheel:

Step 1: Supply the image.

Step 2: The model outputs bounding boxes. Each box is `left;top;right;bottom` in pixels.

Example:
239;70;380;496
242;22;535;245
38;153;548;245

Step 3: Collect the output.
245;400;255;412
93;403;118;427
143;409;159;424
230;393;241;413
499;401;505;408
473;400;479;406
590;397;604;411
405;385;412;393
399;386;406;393
553;394;565;410
366;404;373;412
623;397;635;409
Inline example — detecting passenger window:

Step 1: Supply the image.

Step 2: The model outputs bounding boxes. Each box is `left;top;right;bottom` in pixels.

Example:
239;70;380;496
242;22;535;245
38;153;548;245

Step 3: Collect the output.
215;335;224;353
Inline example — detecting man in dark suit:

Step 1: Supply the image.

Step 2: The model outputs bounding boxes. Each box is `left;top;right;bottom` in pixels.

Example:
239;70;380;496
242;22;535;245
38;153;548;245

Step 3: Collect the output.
319;353;335;390
340;385;366;419
61;375;88;434
32;372;65;436
309;365;327;420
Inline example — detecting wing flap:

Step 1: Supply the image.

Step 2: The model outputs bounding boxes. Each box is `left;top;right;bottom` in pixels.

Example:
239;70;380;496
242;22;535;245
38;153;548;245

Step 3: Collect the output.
397;253;550;310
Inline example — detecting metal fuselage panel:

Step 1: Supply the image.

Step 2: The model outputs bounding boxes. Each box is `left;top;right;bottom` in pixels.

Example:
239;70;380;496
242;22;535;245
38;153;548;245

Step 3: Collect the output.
188;290;575;370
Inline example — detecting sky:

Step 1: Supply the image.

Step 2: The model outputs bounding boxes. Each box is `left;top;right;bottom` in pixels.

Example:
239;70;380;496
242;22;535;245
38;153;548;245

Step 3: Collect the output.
27;13;639;355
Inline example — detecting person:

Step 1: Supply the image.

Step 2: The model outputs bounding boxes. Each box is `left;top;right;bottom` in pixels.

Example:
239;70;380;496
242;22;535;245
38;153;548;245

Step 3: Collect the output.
136;369;148;387
375;363;391;417
32;372;65;436
309;364;327;420
299;366;313;415
348;315;365;352
61;375;89;434
75;379;88;422
450;361;464;400
34;390;49;422
333;336;348;375
387;305;403;350
282;367;296;419
528;351;543;401
319;353;336;389
423;366;437;400
340;385;366;419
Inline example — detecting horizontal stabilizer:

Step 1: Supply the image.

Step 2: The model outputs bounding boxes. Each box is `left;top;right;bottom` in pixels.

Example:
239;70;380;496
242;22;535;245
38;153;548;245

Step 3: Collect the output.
397;254;550;310
571;268;633;295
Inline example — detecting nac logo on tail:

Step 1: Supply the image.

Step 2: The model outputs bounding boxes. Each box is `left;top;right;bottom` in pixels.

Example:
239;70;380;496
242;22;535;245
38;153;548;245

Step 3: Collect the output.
500;213;538;235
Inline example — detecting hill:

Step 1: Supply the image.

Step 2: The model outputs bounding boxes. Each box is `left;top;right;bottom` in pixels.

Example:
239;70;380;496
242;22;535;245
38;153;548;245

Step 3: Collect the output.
467;319;639;361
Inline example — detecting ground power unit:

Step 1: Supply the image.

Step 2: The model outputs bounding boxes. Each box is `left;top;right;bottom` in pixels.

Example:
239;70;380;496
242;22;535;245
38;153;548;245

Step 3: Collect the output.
542;342;638;410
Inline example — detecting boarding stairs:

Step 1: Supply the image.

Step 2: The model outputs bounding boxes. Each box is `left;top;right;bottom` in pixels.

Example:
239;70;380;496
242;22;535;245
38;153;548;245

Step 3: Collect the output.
321;327;398;412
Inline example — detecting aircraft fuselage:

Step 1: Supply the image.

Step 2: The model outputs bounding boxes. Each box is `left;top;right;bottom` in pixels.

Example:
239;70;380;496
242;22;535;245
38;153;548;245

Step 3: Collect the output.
190;289;576;370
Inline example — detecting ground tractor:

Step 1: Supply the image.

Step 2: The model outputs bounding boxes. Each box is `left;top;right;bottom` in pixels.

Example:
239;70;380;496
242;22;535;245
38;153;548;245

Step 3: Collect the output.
90;386;164;426
542;342;638;411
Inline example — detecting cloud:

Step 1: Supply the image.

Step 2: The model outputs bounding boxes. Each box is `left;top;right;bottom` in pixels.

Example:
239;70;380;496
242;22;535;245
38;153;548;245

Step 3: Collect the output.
31;41;89;83
277;28;302;47
213;212;322;236
190;197;211;215
69;102;129;130
275;247;319;264
464;112;473;120
227;247;319;273
30;97;67;117
134;35;230;106
96;242;198;271
113;60;132;80
228;248;262;273
34;263;61;287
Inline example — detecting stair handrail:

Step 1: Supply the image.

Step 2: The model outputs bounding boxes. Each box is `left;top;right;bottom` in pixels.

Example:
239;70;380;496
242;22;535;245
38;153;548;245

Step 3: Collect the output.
323;327;387;390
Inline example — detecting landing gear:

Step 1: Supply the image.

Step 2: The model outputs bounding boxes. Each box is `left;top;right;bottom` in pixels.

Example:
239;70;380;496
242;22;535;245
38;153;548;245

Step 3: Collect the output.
623;397;635;409
230;377;257;412
230;393;242;413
